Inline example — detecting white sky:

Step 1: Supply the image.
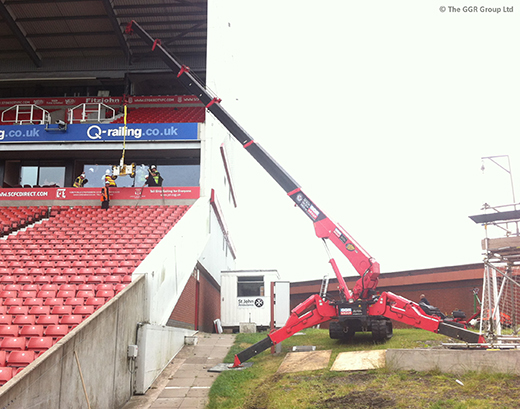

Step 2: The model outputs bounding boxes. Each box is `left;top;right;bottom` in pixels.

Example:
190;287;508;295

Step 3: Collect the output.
207;1;520;283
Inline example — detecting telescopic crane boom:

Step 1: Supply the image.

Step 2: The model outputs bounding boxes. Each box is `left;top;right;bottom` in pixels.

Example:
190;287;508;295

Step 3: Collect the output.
127;20;485;367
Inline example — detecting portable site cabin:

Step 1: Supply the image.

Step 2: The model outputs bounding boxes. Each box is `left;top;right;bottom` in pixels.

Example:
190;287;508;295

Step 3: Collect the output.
221;269;290;332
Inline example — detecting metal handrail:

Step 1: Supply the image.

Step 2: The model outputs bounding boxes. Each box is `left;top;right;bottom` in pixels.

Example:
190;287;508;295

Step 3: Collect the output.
1;104;51;125
68;103;116;123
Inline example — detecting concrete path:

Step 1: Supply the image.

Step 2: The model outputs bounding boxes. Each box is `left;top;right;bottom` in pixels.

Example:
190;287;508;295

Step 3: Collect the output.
122;333;235;409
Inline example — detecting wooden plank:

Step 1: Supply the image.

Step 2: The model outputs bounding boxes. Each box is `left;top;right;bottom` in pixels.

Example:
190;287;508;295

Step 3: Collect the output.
330;350;386;371
276;350;331;373
482;237;520;251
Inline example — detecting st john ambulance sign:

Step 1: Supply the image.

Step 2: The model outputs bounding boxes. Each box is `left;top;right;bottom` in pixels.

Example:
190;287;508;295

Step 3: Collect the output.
237;298;265;308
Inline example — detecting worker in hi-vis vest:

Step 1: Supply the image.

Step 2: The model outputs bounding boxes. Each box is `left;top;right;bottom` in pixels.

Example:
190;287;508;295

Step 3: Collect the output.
144;164;163;187
73;172;88;188
100;182;110;210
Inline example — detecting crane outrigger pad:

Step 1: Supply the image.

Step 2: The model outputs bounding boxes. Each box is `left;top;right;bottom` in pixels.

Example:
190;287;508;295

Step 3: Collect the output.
207;362;253;372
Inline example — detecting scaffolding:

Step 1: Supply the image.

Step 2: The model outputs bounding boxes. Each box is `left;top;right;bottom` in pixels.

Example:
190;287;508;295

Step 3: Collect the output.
471;202;520;346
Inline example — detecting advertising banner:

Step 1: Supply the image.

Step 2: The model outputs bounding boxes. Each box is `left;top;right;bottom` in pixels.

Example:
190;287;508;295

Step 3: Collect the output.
0;95;202;107
0;187;200;201
0;122;198;143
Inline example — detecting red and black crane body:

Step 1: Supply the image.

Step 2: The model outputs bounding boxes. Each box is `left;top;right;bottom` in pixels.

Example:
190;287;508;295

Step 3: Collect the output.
127;21;485;368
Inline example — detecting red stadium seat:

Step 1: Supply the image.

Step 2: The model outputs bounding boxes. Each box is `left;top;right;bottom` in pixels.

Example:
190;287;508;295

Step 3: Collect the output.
94;267;112;276
86;276;104;284
7;350;36;366
64;298;84;306
56;290;75;299
52;276;69;284
43;298;64;307
21;284;39;292
34;276;51;285
28;306;50;316
0;351;6;366
60;315;83;326
23;298;43;307
4;298;23;306
96;290;115;298
19;290;37;298
8;306;29;316
12;315;36;326
35;315;59;326
19;325;43;337
26;337;53;352
73;306;95;316
0;325;19;338
58;284;77;292
69;275;87;285
0;367;13;385
44;325;69;339
85;297;105;309
0;315;13;325
104;275;121;284
50;306;72;316
37;290;56;299
0;337;26;351
76;290;94;298
1;276;17;284
0;290;17;298
115;284;127;293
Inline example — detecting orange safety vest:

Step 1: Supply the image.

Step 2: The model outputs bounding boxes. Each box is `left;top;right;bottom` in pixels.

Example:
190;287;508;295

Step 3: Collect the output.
100;186;109;202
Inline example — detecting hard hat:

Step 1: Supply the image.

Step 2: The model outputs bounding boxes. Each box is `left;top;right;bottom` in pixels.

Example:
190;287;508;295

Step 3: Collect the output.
150;164;156;169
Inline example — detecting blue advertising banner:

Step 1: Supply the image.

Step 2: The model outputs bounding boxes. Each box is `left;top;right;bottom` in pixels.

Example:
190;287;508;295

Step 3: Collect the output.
0;122;198;143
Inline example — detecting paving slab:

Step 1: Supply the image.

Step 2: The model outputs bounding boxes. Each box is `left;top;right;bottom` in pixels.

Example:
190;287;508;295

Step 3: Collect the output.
277;350;332;373
121;332;235;409
331;349;386;371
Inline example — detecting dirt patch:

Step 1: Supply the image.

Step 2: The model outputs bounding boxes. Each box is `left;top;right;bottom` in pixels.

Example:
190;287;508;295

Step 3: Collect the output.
326;372;377;386
316;390;395;409
243;374;284;409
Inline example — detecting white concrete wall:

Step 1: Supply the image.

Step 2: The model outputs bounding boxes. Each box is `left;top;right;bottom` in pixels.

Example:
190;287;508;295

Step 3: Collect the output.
198;208;236;285
134;324;194;394
133;198;211;325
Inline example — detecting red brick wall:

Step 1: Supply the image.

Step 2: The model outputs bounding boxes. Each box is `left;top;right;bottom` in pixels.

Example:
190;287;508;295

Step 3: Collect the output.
168;266;221;332
197;269;221;333
169;273;197;329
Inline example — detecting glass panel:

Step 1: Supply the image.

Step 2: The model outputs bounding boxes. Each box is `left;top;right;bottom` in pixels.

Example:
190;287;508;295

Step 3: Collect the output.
39;167;65;187
237;276;265;297
20;166;38;187
84;164;200;188
157;165;200;187
82;165;126;188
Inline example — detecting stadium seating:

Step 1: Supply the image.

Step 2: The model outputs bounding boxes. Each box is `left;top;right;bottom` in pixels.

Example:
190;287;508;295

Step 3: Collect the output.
0;204;190;384
110;107;205;124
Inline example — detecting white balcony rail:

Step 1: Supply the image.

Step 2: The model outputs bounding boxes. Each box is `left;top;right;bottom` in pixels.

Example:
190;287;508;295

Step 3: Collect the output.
68;103;116;124
1;104;51;125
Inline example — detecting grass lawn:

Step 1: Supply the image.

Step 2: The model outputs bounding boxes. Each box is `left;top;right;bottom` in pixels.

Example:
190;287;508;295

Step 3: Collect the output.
206;328;520;409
